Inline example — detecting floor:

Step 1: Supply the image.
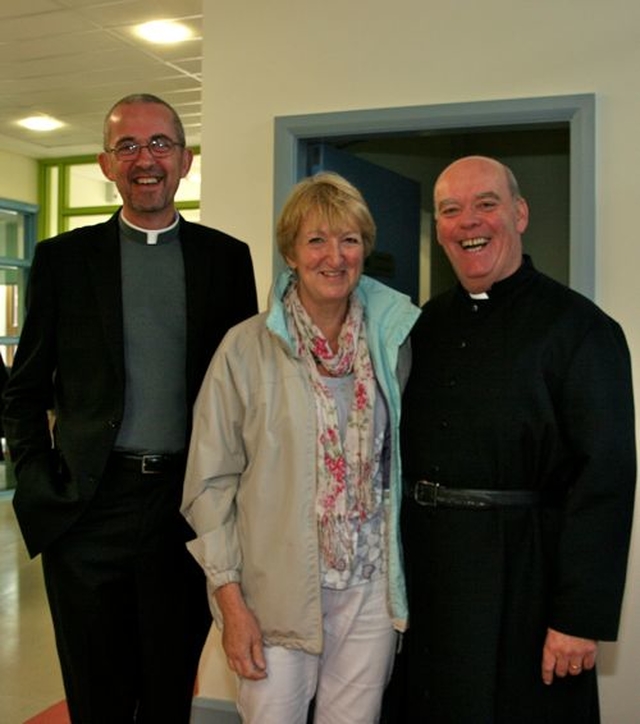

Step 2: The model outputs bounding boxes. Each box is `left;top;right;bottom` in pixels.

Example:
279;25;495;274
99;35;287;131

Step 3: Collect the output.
0;485;67;724
0;477;238;724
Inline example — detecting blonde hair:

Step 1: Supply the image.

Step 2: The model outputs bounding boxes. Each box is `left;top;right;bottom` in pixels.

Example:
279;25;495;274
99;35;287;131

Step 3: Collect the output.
276;172;376;260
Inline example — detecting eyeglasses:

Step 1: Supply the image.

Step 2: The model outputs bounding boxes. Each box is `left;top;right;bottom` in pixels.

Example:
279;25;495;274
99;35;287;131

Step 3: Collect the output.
107;136;185;161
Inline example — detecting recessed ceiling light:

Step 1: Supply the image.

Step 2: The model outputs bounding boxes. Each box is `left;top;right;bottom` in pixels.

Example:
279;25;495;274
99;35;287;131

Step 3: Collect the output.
17;115;65;132
134;20;193;44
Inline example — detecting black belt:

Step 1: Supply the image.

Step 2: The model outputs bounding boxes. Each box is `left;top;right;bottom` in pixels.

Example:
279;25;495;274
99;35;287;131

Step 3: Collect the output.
109;452;186;475
409;480;539;509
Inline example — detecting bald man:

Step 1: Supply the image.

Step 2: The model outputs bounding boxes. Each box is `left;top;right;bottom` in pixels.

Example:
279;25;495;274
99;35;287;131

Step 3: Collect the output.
396;156;635;723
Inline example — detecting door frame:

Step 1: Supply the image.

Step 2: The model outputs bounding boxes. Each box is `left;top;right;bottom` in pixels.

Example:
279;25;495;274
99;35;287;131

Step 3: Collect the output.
273;94;595;298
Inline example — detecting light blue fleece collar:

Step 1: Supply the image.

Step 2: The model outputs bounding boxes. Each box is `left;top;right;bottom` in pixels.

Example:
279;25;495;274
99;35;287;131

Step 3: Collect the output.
265;268;420;352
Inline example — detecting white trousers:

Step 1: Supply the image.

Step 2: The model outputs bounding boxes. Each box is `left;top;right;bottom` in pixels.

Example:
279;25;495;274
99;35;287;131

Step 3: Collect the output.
236;577;397;724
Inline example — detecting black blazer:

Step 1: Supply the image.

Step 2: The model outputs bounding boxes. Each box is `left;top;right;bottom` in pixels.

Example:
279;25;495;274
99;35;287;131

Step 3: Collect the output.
3;213;257;557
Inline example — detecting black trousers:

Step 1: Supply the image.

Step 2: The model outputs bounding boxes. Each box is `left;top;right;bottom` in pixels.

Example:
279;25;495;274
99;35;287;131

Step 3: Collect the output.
41;458;211;724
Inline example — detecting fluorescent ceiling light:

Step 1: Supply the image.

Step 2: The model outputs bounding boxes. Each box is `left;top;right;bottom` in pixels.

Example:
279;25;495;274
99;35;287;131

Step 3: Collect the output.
134;20;193;44
17;116;65;132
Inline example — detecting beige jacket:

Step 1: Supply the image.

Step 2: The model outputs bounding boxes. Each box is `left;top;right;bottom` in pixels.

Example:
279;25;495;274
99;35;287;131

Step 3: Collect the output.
181;272;420;653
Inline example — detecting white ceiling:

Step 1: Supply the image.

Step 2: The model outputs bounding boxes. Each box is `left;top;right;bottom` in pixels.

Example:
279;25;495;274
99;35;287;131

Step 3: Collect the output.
0;0;203;158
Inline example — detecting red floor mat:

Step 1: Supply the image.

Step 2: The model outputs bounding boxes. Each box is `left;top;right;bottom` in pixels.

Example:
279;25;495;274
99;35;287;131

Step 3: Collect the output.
23;700;70;724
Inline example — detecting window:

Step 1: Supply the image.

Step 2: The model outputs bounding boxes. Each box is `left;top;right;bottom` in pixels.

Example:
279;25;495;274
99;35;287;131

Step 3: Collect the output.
39;152;201;238
0;199;37;367
1;154;201;367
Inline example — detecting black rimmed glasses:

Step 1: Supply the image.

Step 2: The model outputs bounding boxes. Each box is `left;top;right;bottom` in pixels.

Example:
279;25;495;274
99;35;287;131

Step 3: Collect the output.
107;135;185;161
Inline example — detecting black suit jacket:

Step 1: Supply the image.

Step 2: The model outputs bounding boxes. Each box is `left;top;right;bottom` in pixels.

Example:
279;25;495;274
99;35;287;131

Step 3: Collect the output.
3;213;257;557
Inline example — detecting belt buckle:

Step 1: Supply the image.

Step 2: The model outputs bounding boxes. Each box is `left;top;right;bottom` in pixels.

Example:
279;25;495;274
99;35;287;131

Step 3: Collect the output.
414;480;439;507
141;454;163;474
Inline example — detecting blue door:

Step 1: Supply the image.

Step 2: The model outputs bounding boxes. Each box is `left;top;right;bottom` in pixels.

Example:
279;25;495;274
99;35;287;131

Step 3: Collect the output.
308;143;421;303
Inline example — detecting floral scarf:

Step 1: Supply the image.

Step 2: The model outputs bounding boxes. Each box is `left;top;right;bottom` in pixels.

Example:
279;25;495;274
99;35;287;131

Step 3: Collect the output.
284;283;376;571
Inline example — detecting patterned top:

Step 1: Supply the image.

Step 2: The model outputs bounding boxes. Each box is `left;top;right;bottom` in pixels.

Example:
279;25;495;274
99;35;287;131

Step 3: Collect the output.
320;374;389;590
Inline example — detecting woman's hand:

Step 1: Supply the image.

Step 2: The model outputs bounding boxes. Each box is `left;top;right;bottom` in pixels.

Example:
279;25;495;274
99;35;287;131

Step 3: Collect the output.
215;582;267;680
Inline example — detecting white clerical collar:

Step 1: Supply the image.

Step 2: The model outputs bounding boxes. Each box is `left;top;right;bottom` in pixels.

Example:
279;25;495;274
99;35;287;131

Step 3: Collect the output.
469;291;489;300
120;212;179;245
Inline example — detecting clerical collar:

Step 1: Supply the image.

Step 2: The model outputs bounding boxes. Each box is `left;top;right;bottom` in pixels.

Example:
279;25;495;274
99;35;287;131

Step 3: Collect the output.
463;256;535;301
119;212;180;245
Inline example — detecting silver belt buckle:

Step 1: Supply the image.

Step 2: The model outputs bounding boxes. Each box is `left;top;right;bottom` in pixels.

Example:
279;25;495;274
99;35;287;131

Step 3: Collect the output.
414;480;439;506
141;454;163;474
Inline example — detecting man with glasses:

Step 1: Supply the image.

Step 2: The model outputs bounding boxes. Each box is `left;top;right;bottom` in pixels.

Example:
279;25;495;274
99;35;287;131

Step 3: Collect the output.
3;94;258;723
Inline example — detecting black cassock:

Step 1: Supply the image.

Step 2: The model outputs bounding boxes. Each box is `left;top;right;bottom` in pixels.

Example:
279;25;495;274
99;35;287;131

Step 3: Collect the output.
392;257;635;724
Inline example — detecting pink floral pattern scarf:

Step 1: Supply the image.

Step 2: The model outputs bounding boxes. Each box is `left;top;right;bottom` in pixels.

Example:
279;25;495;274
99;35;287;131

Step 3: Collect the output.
284;283;376;571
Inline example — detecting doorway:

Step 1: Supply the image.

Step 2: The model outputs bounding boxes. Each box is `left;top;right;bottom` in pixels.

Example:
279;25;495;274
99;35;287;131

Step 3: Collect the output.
273;94;595;301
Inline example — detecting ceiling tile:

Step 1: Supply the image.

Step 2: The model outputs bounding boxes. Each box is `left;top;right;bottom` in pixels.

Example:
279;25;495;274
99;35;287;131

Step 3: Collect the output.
0;0;203;157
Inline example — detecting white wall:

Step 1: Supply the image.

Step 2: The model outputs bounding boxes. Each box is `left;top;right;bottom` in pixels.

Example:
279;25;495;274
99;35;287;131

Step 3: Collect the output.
198;2;640;719
0;149;37;205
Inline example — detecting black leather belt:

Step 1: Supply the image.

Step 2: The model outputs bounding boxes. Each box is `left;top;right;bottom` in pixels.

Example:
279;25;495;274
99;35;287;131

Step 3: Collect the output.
109;452;186;475
410;480;539;509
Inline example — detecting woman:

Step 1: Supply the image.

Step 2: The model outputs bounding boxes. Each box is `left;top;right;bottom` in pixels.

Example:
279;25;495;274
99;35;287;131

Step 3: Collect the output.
181;172;420;723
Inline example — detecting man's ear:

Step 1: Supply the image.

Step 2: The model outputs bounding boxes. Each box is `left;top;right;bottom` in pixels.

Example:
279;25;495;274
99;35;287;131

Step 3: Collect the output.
515;197;529;234
97;151;115;182
180;147;194;178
